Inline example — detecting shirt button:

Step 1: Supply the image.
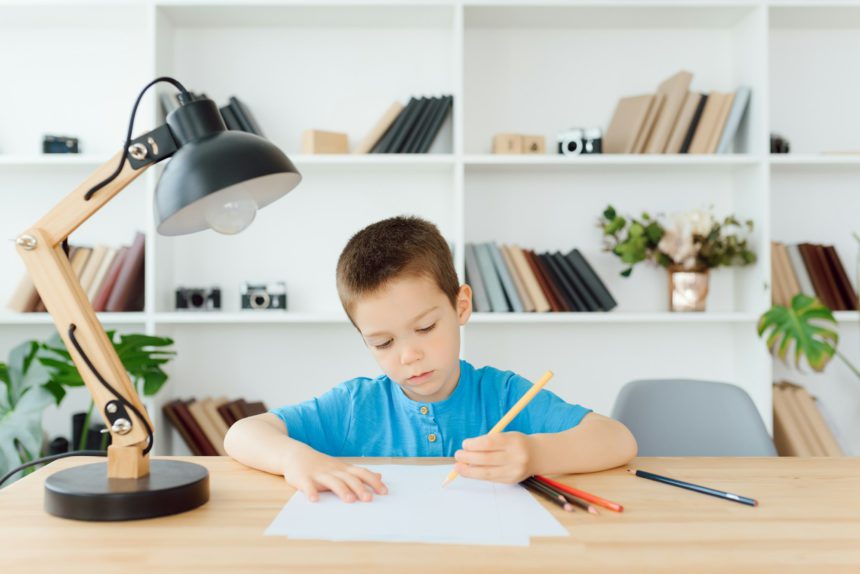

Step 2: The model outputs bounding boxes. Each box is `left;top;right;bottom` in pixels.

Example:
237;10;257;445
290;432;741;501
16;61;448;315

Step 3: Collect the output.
420;406;429;415
428;433;437;443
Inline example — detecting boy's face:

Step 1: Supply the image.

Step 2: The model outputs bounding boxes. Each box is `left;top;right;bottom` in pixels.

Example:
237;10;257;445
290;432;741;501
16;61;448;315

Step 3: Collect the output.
352;275;472;403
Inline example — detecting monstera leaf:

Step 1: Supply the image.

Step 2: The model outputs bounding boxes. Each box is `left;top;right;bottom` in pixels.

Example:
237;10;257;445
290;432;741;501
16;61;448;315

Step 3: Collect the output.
757;294;838;372
0;341;56;482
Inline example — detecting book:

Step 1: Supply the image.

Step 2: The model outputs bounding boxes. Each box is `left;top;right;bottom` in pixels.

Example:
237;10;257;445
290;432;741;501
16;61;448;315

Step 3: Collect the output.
645;71;694;154
680;93;708;154
372;97;417;153
203;396;231;440
632;93;665;154
189;398;228;456
788;383;843;456
665;92;700;154
772;383;814;456
403;96;441;154
86;247;118;302
174;399;218;456
387;97;428;153
823;245;858;310
508;245;550;313
604;94;656;154
353;101;404;154
705;91;736;154
553;252;600;312
218;399;242;427
228;96;264;136
464;243;491;313
416;95;453;153
105;232;145;312
163;399;203;455
688;92;728;154
92;247;128;312
534;253;572;312
6;274;40;313
801;243;842;310
541;253;584;311
523;249;563;312
500;244;534;312
770;242;789;307
219;104;243;131
78;245;108;298
242;401;268;417
564;249;618;312
716;86;751;154
474;243;510;312
777;242;801;305
488;242;523;313
786;244;815;297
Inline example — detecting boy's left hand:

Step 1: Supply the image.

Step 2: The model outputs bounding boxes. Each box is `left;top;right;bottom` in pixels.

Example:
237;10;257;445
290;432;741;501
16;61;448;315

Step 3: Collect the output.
453;431;534;483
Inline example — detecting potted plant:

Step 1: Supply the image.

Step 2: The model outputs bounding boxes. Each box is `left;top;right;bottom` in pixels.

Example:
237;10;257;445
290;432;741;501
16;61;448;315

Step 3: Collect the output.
600;205;756;311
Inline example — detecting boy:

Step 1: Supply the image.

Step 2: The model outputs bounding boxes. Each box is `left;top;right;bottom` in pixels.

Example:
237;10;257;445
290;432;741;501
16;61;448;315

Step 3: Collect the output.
224;216;637;503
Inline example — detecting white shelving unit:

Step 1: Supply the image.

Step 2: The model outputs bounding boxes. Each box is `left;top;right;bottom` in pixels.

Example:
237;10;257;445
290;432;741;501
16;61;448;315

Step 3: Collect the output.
2;0;859;455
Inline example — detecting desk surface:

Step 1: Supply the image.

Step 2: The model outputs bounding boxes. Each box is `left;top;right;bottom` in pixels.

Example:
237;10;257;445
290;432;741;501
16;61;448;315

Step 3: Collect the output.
2;456;859;573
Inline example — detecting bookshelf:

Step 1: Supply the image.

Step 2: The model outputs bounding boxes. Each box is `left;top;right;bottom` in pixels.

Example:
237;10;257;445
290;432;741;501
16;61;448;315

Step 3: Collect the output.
2;0;859;456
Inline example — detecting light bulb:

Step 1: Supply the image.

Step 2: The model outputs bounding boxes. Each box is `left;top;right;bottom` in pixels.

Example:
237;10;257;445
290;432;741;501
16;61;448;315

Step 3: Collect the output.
205;198;257;235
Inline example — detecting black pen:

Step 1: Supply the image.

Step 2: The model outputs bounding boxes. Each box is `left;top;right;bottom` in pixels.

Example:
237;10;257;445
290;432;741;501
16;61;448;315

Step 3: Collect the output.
628;468;758;507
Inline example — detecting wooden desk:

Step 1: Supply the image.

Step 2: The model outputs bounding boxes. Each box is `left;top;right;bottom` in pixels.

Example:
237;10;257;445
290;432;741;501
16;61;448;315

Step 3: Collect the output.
2;456;859;573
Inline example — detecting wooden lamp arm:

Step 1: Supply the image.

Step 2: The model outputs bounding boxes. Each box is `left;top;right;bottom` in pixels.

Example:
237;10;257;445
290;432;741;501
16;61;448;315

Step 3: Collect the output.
16;151;153;479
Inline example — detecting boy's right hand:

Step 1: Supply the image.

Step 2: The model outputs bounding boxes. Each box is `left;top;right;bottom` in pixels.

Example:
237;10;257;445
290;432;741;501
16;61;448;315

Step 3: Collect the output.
283;447;388;503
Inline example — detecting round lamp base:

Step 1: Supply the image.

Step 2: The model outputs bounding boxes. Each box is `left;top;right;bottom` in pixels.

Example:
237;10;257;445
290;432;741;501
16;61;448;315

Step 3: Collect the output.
44;460;209;521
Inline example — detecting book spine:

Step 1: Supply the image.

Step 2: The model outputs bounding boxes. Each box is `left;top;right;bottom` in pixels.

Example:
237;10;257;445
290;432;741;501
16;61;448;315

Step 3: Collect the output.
474;243;510;312
524;249;562;312
566;249;617;311
464;243;491;313
488;242;523;312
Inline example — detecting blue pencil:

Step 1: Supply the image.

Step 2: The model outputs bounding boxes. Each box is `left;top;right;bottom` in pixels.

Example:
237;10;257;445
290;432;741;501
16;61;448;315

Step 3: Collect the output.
628;468;758;507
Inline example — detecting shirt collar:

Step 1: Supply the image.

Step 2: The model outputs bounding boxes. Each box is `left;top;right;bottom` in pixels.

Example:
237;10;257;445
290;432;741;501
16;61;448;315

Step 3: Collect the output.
392;359;473;415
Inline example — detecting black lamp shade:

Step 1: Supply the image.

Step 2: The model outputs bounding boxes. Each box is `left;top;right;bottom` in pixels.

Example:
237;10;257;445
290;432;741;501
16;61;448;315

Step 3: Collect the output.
156;121;301;236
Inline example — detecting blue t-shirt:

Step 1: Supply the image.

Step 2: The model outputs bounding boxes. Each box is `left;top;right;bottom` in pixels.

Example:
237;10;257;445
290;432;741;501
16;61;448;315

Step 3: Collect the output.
270;360;591;457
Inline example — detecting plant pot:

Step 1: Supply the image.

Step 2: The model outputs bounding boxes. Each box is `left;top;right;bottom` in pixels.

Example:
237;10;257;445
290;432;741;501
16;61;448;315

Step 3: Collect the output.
668;265;709;312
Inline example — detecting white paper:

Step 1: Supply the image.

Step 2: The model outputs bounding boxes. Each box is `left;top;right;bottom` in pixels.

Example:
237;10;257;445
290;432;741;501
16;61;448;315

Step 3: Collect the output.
265;464;569;546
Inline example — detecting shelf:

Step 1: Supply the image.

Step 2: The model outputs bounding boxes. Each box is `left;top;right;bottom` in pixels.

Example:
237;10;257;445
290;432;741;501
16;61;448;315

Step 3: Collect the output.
834;311;859;323
770;4;860;29
464;154;760;172
154;312;349;325
0;313;146;326
769;155;860;169
0;155;112;168
290;154;455;172
469;312;760;324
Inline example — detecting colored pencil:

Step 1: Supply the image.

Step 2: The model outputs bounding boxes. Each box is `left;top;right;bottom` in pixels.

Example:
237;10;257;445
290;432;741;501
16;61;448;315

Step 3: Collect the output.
521;478;574;513
526;476;599;515
535;474;624;512
442;370;553;487
628;468;758;507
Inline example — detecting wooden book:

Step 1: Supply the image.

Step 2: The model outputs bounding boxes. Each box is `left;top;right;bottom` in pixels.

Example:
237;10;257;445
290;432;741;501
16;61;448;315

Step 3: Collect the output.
500;244;535;312
787;244;815;296
665;92;700;154
203;397;231;441
78;245;108;298
632;93;665;154
353;101;404;154
106;232;145;312
218;399;242;427
523;249;563;312
777;242;802;303
772;383;814;456
163;399;202;456
705;92;736;154
603;94;655;154
823;245;858;310
189;398;228;456
789;383;843;456
87;247;118;302
509;245;551;313
770;242;788;307
93;247;128;312
645;71;693;154
174;399;218;456
688;92;728;154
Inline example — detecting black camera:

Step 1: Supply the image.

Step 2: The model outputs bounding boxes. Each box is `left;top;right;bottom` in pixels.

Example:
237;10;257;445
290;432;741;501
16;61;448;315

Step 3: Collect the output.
241;282;287;310
175;287;221;311
43;135;80;154
557;127;602;155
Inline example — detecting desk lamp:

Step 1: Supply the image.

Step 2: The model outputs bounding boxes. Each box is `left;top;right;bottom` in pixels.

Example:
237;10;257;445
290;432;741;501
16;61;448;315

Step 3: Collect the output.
14;77;301;521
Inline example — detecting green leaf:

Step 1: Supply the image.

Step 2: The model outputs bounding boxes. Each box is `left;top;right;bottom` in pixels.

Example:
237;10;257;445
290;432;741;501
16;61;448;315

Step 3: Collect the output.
603;205;616;220
757;294;838;371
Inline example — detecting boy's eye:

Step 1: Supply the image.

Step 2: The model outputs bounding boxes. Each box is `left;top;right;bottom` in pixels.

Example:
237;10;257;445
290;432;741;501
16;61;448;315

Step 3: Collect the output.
417;323;436;333
374;339;393;350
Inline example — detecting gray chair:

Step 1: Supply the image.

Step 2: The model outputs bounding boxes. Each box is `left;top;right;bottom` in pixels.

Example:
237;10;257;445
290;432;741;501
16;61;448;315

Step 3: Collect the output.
611;379;777;456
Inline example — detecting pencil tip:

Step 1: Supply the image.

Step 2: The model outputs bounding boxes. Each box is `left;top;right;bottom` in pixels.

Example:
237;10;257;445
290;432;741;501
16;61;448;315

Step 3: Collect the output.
441;478;451;488
588;507;599;516
626;468;635;474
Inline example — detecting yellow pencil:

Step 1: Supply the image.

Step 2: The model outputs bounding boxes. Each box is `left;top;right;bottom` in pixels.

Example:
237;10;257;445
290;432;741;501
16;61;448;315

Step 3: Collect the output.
441;370;554;488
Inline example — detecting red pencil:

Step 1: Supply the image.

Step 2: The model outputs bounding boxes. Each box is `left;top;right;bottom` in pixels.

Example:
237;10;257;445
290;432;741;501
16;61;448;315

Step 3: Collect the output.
535;475;624;513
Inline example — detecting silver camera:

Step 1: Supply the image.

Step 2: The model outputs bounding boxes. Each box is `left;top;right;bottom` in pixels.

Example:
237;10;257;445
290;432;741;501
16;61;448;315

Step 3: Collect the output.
557;127;602;155
241;282;287;310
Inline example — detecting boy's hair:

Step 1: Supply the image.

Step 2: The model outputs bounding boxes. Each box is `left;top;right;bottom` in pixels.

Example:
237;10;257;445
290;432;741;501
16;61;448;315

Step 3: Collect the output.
336;216;459;320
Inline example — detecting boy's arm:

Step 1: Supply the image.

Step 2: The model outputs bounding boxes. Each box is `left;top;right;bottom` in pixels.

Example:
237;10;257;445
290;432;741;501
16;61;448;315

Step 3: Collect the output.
224;413;388;502
455;412;637;482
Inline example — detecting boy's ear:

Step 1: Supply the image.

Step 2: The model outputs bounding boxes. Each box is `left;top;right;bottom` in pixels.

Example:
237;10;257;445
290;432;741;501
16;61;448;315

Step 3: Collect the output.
456;284;473;325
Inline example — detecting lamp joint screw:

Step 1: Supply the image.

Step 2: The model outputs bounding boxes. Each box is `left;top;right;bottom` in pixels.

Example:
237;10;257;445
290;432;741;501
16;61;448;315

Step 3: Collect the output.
106;403;118;414
128;143;148;160
16;235;37;250
111;419;132;435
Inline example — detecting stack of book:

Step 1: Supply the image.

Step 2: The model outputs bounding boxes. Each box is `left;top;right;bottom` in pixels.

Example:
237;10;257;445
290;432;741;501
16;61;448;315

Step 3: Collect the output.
770;242;857;310
354;95;453;154
604;70;751;155
161;91;264;136
465;243;617;313
6;231;146;313
163;397;268;456
773;381;843;457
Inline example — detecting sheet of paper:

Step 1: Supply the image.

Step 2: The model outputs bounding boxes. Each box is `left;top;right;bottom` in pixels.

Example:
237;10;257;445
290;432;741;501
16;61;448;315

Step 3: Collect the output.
265;464;569;546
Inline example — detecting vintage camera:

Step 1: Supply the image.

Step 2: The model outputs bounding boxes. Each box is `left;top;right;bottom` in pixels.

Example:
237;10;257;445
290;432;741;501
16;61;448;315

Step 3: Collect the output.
175;287;221;311
770;133;790;154
43;135;79;154
241;282;287;310
556;127;602;155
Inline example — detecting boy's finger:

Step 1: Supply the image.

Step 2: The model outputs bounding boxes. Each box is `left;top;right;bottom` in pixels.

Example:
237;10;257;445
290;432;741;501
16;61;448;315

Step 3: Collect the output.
334;470;372;502
462;434;500;451
454;462;495;481
298;479;319;502
454;449;506;467
350;467;388;495
315;474;357;503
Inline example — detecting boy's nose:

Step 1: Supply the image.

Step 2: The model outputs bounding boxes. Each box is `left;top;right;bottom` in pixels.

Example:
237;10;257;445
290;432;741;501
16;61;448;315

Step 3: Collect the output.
400;345;422;364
